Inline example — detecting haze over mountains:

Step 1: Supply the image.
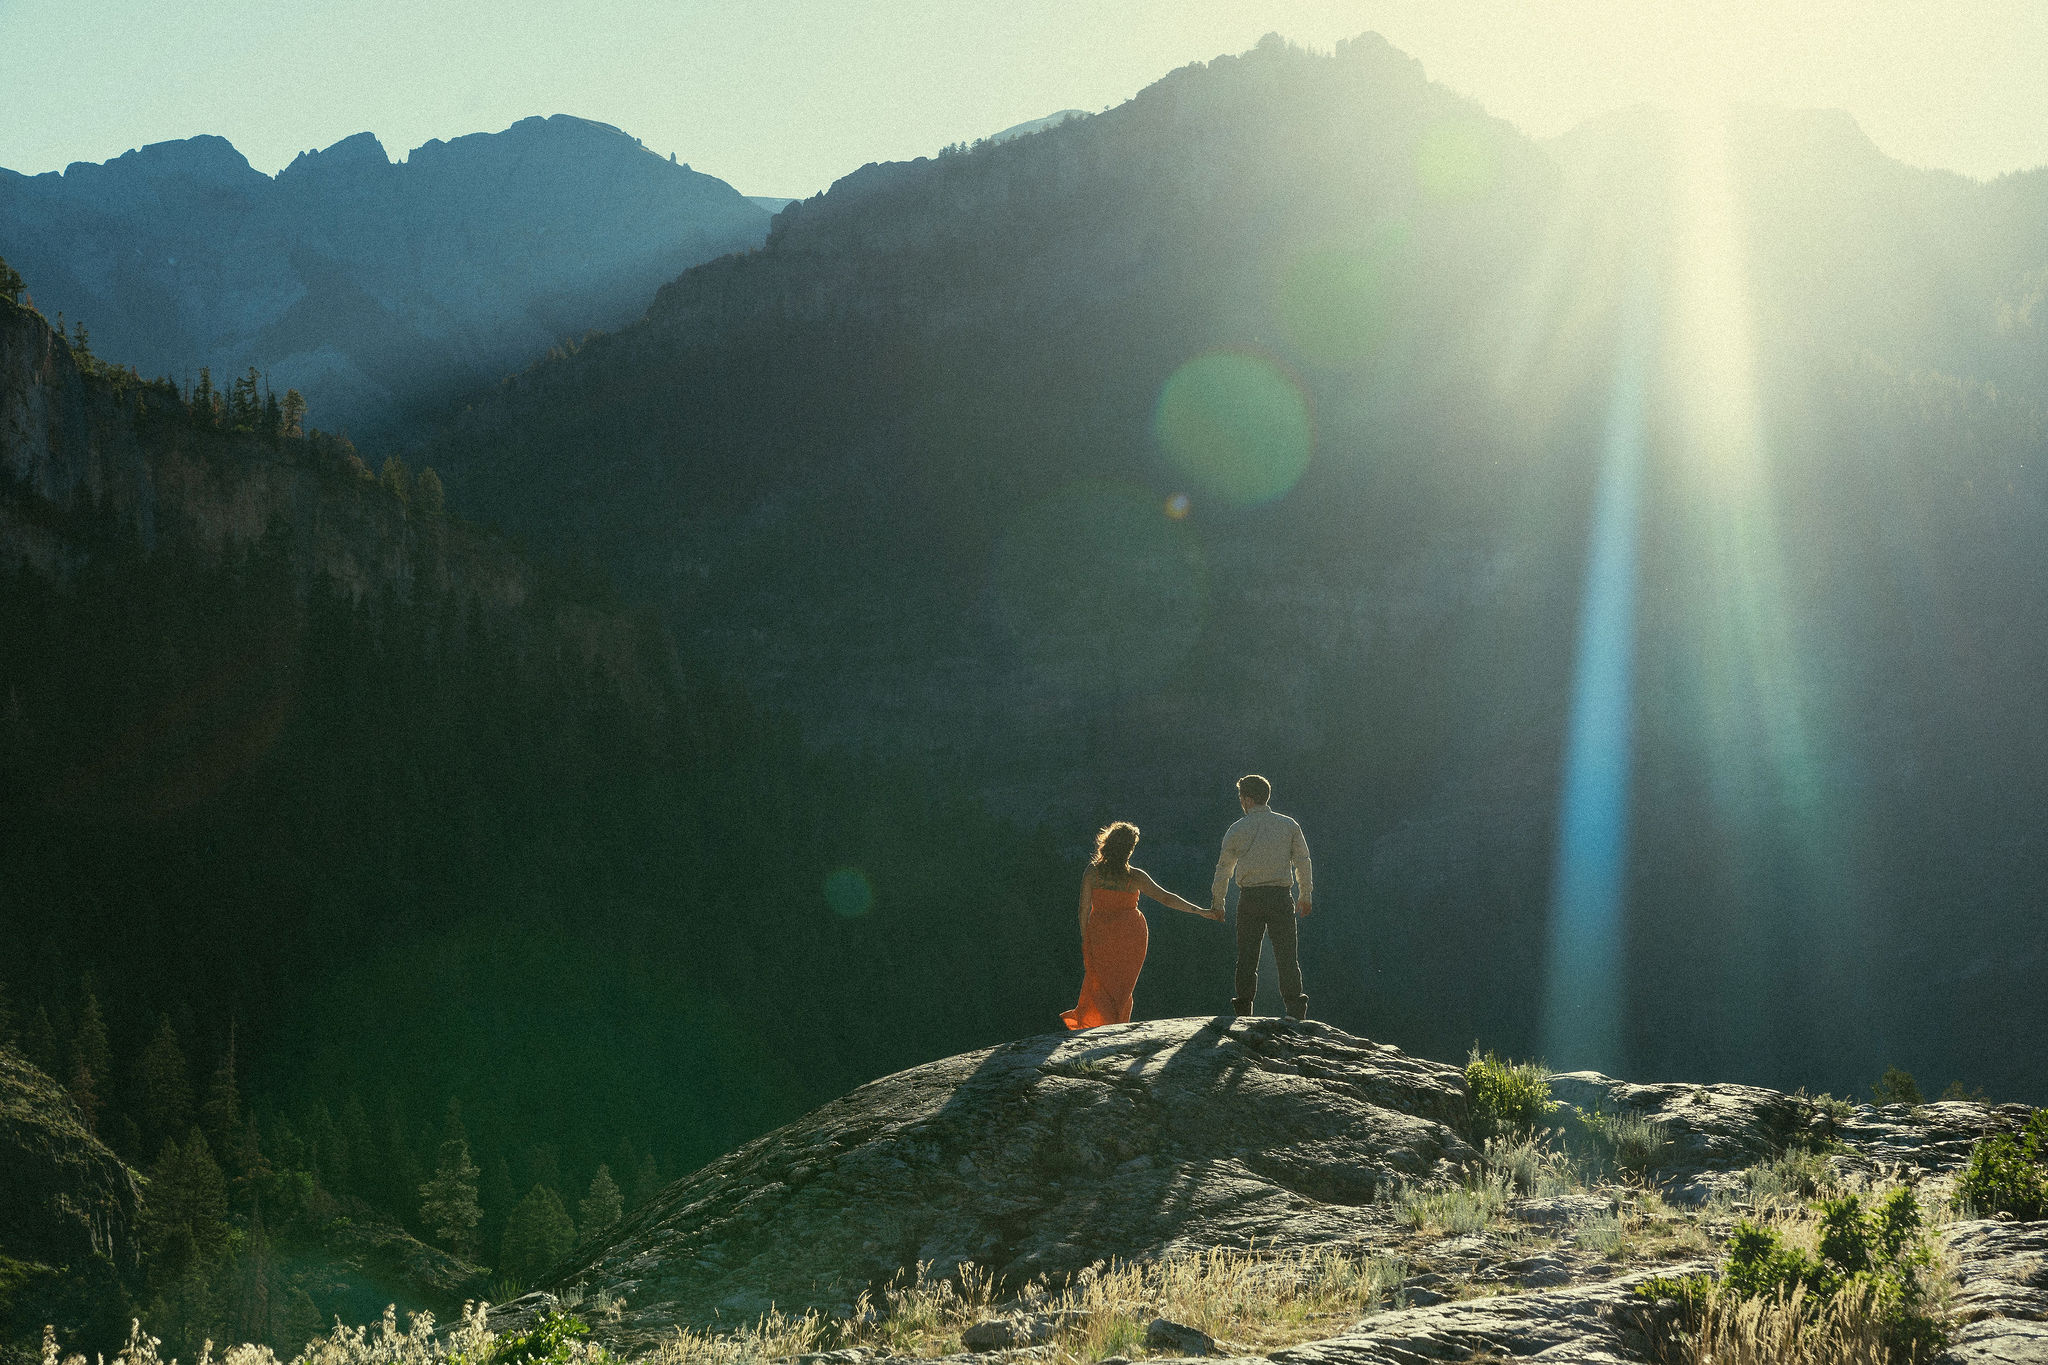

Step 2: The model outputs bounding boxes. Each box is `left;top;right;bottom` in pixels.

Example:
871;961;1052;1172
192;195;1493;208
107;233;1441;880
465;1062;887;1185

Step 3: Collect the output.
422;34;2048;1097
0;115;771;437
7;27;2048;1363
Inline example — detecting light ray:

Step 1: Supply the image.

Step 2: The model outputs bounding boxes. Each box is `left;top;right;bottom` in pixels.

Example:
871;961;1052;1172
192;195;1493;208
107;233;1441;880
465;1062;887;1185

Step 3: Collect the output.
1541;269;1656;1074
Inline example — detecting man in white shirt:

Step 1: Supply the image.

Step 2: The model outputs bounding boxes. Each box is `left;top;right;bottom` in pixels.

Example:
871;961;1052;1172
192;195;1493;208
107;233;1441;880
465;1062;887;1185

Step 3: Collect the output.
1211;773;1314;1020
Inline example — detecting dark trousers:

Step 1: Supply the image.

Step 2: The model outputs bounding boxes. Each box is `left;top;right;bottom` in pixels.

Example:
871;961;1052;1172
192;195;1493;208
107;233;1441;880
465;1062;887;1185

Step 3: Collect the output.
1233;885;1306;1018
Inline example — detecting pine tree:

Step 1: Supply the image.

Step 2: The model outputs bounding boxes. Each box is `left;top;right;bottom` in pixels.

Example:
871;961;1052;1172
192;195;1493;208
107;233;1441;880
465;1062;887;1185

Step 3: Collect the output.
380;456;412;506
261;388;282;439
336;1092;375;1201
139;1129;231;1360
0;255;24;304
140;1128;231;1273
480;1152;515;1260
522;1143;562;1199
418;1101;483;1256
68;986;112;1134
632;1151;662;1209
22;1004;60;1078
137;1016;194;1157
611;1138;638;1202
192;368;218;429
579;1164;622;1235
415;466;447;517
200;1025;244;1178
380;1093;424;1222
230;368;260;431
280;389;306;438
500;1184;576;1282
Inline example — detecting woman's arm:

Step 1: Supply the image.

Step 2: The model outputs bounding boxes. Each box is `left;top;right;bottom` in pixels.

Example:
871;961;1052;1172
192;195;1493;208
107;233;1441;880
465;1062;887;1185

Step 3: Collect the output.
1135;868;1215;918
1077;868;1093;937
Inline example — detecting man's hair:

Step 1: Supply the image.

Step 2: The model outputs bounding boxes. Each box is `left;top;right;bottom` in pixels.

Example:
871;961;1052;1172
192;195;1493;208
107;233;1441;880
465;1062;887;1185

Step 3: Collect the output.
1237;774;1272;804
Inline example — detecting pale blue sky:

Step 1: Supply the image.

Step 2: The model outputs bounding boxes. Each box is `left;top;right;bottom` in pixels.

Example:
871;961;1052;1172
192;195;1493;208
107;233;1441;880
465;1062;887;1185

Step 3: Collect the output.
4;0;2044;194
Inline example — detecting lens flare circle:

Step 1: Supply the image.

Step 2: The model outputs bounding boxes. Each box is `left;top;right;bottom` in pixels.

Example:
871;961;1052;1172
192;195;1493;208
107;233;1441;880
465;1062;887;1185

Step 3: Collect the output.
824;867;874;918
1153;352;1313;507
1165;492;1191;519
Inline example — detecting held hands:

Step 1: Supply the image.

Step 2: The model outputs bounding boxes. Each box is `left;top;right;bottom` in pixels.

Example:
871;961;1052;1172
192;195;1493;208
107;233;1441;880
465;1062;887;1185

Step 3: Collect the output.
1208;901;1227;922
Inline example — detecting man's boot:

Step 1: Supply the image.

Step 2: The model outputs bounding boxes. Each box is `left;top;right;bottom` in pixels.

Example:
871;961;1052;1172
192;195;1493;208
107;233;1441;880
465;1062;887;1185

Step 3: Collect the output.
1286;996;1309;1022
1232;998;1254;1017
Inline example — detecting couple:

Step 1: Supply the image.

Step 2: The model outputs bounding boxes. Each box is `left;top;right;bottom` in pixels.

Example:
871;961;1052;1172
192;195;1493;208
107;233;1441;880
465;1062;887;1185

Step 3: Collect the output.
1060;773;1313;1031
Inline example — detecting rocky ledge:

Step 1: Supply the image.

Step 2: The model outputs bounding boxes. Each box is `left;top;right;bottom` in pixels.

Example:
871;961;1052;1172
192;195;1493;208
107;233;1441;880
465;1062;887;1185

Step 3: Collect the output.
511;1018;2044;1365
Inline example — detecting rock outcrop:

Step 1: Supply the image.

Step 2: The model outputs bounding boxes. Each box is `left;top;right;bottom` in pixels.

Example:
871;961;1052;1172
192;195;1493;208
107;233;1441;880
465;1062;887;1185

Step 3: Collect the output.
540;1019;1475;1340
1;291;527;608
1944;1221;2048;1365
1271;1265;1706;1365
510;1018;2046;1365
0;1043;138;1275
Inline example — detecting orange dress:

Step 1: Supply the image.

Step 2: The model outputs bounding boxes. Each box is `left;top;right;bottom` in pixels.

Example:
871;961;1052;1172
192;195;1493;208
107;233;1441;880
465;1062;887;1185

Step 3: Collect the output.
1061;884;1149;1030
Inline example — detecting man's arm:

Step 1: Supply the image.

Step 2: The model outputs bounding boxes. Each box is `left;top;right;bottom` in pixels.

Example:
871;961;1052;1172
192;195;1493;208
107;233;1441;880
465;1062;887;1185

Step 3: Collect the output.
1291;821;1314;915
1212;820;1249;913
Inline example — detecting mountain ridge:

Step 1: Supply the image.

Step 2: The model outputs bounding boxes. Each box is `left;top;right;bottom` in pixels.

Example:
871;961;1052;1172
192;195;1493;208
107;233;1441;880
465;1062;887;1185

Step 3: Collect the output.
0;115;771;438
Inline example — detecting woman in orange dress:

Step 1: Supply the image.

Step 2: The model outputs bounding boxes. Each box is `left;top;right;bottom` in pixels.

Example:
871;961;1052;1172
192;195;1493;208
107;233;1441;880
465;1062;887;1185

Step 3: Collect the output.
1061;821;1218;1030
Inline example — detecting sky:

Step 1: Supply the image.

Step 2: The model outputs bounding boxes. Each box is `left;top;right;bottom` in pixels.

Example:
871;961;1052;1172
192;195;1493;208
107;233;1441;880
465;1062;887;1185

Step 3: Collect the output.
3;0;2044;195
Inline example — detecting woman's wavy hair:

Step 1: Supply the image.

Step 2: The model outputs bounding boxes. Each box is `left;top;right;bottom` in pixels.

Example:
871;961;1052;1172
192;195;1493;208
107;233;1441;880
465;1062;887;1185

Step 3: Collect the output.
1092;822;1140;879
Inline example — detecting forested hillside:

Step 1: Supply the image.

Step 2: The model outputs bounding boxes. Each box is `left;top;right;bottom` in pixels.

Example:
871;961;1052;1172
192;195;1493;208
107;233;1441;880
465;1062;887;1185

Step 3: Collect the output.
0;288;1174;1361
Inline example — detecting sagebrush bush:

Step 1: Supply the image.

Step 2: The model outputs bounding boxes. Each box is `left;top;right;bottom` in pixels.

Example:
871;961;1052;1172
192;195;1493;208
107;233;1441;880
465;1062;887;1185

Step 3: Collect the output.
1953;1110;2048;1220
1391;1171;1511;1235
1482;1133;1578;1197
1464;1049;1557;1142
1570;1108;1672;1176
1745;1148;1840;1205
1648;1186;1946;1365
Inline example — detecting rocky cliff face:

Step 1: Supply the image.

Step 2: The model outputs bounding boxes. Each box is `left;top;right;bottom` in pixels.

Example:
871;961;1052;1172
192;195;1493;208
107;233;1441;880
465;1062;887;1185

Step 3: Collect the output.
504;1018;2044;1365
0;1044;138;1275
0;116;770;436
0;294;531;610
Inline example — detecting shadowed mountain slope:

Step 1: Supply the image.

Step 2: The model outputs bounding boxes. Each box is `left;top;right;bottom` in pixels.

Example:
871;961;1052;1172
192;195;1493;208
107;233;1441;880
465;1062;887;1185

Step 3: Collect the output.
422;35;2048;1096
0;116;770;437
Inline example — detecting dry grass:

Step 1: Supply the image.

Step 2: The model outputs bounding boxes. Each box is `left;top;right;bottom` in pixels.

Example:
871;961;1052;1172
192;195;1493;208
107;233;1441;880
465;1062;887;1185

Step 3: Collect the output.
1659;1280;1904;1365
1391;1171;1513;1236
644;1245;1408;1364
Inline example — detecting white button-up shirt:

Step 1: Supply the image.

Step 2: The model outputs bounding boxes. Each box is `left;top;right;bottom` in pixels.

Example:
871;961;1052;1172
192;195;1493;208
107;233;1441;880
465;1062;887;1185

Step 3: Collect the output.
1212;804;1313;907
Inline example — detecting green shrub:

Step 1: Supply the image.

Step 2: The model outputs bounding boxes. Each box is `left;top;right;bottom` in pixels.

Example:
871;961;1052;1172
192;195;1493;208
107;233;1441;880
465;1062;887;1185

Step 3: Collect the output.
1635;1271;1713;1310
1684;1186;1943;1363
1721;1218;1834;1300
1954;1110;2048;1219
1464;1049;1557;1142
491;1311;608;1365
1872;1066;1924;1106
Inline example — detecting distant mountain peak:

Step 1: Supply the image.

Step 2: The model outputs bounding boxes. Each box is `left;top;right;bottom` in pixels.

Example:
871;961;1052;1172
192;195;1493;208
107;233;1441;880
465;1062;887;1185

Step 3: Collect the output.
70;134;262;187
281;131;391;177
